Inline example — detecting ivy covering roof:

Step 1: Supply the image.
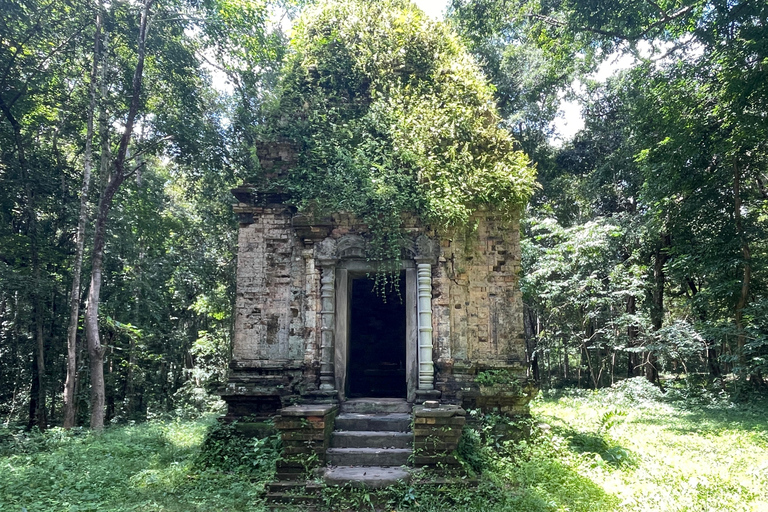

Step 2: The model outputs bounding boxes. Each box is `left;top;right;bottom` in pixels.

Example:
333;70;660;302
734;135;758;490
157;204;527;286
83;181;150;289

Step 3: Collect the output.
261;0;536;262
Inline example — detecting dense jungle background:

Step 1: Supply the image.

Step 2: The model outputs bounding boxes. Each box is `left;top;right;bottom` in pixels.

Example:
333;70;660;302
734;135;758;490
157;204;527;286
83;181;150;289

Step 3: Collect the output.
1;0;767;509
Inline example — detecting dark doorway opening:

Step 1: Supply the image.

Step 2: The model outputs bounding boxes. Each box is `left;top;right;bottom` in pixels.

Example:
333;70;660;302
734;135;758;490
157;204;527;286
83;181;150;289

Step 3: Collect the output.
348;272;406;398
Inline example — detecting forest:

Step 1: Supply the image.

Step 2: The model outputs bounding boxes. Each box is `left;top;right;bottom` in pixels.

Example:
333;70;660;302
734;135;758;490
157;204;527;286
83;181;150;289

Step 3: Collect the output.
0;0;766;510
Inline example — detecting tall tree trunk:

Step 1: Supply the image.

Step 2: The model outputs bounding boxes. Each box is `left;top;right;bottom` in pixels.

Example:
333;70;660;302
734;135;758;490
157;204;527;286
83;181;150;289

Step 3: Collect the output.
523;304;540;383
28;353;39;429
732;161;760;385
626;294;639;377
584;319;601;389
63;2;102;429
647;233;669;385
0;90;47;429
34;285;47;429
85;0;152;430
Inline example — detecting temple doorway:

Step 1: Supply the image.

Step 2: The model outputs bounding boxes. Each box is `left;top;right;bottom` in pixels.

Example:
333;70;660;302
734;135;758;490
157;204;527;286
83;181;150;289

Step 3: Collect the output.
347;272;407;398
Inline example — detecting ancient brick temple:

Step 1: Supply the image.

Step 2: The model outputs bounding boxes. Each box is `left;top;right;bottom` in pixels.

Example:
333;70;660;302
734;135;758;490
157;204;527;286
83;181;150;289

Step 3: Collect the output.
221;143;535;487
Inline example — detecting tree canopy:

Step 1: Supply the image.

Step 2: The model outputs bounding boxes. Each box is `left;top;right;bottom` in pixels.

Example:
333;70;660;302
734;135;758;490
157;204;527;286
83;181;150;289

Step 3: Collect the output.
450;0;768;388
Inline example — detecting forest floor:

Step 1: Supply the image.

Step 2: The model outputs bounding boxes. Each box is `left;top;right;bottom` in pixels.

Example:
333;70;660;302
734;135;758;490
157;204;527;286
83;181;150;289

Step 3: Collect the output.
0;378;766;511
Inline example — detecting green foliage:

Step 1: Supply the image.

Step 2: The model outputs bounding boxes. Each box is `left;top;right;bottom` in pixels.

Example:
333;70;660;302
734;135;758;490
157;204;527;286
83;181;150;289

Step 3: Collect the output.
194;420;280;477
565;407;634;468
475;370;524;396
2;389;767;512
0;0;242;428
533;382;768;511
0;418;271;511
262;0;535;271
475;369;508;386
522;214;653;387
452;0;768;387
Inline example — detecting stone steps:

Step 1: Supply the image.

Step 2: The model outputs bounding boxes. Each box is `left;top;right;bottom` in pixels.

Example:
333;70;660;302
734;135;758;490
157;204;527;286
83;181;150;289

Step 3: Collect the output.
323;465;410;488
327;447;412;466
331;430;412;449
340;398;413;414
334;412;411;432
322;398;413;487
266;481;323;510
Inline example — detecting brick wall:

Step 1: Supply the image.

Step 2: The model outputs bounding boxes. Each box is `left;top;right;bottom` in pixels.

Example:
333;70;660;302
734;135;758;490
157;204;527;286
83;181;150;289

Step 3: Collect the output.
224;143;534;418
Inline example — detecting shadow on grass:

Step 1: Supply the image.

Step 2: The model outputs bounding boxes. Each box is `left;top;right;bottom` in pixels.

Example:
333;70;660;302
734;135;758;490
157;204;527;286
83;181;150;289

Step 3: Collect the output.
538;380;768;440
325;461;620;512
543;424;637;468
495;446;622;512
627;397;768;440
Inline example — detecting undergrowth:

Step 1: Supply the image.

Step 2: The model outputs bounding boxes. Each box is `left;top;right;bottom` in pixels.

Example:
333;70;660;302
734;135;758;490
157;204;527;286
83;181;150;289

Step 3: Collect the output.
530;377;768;512
193;420;280;476
1;378;765;511
0;417;272;512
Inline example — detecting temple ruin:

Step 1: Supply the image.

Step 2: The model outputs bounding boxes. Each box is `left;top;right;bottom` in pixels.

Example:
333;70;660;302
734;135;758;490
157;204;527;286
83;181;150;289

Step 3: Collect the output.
220;143;535;488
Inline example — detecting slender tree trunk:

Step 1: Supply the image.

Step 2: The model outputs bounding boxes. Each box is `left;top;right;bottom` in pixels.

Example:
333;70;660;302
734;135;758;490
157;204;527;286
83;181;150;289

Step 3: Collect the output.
63;3;102;429
523;304;540;383
28;353;39;429
626;294;639;377
648;233;669;385
733;162;750;364
0;91;47;429
732;162;761;386
584;320;598;389
85;0;152;430
707;340;721;377
34;290;47;428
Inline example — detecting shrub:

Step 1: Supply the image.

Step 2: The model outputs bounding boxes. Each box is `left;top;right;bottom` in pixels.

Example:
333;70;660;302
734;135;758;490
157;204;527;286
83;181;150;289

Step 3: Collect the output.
194;420;280;477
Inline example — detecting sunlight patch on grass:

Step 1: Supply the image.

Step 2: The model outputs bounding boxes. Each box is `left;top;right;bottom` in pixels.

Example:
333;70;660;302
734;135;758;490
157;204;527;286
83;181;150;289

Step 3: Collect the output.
532;379;768;512
1;381;765;512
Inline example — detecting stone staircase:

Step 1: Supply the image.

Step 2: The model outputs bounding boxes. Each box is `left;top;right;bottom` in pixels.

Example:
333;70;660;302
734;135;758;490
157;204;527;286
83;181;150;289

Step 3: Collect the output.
265;398;471;508
322;398;413;487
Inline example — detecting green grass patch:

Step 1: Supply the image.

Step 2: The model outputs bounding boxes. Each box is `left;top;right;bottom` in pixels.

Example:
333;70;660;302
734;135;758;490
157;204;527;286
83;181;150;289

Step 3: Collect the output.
527;378;768;512
0;418;271;512
1;379;765;511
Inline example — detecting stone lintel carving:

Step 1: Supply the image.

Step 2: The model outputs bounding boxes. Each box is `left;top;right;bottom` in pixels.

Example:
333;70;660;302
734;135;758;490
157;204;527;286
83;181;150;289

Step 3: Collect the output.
315;237;338;265
337;234;366;260
414;234;438;264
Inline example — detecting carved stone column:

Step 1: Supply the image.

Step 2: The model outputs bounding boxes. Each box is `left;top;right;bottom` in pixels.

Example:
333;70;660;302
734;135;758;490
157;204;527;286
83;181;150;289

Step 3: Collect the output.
316;238;338;392
417;262;434;390
319;263;336;390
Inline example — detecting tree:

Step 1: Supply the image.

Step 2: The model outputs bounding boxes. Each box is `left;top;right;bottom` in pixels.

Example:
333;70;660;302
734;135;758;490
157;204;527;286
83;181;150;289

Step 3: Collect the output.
1;0;247;428
453;0;768;387
62;0;104;430
0;0;91;428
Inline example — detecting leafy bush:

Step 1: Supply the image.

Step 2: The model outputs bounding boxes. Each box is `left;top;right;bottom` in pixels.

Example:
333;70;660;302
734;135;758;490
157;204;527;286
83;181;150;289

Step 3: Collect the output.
456;425;486;475
169;381;227;420
194;420;280;477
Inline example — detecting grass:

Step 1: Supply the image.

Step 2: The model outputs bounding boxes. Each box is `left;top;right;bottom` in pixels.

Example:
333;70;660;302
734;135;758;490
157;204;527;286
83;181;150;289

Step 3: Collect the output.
1;378;766;511
0;418;271;511
526;378;768;512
